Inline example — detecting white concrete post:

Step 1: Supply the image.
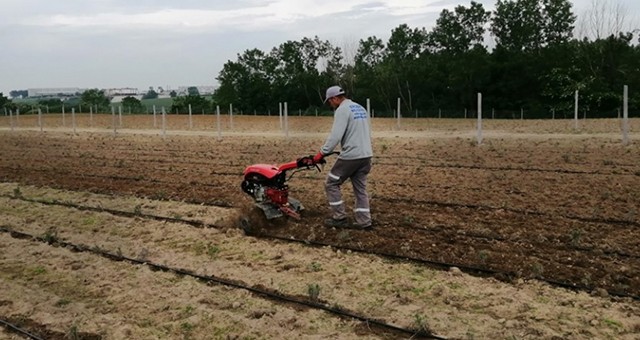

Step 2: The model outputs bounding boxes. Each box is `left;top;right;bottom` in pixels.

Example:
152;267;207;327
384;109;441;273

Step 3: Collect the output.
366;98;371;129
574;90;579;130
112;106;116;136
216;105;221;140
162;106;167;138
38;108;42;132
229;104;234;130
477;93;483;145
153;105;157;128
465;108;468;119
366;98;371;117
9;109;14;131
279;102;283;130
118;106;123;128
72;108;76;134
623;85;629;145
284;102;289;139
396;97;401;129
62;105;66;127
16;108;19;126
89;105;93;127
188;104;193;129
521;108;524;120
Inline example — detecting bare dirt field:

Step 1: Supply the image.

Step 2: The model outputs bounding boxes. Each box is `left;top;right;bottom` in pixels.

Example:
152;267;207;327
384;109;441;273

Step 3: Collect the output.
0;115;639;339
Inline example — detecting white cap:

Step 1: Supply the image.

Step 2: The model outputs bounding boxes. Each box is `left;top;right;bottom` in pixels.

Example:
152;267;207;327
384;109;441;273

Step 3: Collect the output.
324;85;345;103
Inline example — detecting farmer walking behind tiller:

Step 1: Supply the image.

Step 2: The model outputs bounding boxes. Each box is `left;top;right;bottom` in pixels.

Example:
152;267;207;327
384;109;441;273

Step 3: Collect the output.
312;85;373;229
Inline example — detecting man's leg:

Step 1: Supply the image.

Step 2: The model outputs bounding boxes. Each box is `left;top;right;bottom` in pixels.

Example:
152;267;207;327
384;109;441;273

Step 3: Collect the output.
351;158;372;226
325;160;349;221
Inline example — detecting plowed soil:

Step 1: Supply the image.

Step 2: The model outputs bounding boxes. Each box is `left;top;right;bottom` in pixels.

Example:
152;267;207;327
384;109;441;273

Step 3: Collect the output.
1;114;639;339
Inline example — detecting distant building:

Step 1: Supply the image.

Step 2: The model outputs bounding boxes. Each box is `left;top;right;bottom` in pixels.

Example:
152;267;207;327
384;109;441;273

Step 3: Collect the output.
27;88;82;98
110;95;143;104
105;88;139;97
176;86;217;96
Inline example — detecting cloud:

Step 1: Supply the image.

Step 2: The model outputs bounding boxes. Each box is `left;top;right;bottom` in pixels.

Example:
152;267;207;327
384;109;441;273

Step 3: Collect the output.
11;0;449;33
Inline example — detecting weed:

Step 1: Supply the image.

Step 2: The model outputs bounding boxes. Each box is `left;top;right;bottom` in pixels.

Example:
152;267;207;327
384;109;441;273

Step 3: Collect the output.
180;322;194;338
531;262;544;276
32;266;46;275
55;298;71;307
581;273;592;287
623;209;637;223
308;262;322;272
42;228;58;244
307;283;321;301
181;305;195;318
569;228;583;247
67;325;80;340
336;230;351;242
133;204;143;216
478;250;489;264
154;190;167;200
603;318;622;330
412;313;431;333
331;302;343;311
381;143;388;153
561;154;571;163
402;215;415;226
12;186;22;198
82;217;97;226
206;244;220;259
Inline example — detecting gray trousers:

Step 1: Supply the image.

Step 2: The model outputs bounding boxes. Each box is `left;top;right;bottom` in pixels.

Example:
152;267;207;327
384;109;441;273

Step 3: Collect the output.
325;157;372;226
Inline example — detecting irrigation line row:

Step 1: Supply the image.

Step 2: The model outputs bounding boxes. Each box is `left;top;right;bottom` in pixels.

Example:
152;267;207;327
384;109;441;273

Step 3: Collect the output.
410;223;640;260
380;196;640;228
374;160;639;176
0;226;445;340
5;194;639;301
0;318;45;340
3;162;636;229
4;139;638;176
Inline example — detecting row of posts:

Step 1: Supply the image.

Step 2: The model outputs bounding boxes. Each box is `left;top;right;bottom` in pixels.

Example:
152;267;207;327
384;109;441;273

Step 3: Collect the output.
3;87;632;145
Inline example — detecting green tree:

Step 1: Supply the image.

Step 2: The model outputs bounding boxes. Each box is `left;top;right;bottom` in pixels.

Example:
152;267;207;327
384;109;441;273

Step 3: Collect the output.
38;98;63;113
0;93;11;110
171;95;211;114
121;96;145;113
187;87;200;96
542;0;576;45
142;89;158;99
9;90;27;99
80;89;110;110
389;24;429;112
428;1;491;54
492;0;545;51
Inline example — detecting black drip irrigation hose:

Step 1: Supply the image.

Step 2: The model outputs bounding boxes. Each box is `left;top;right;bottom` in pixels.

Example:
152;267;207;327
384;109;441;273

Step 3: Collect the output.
0;226;445;340
0;318;45;340
374;157;640;176
380;196;640;228
4;194;640;301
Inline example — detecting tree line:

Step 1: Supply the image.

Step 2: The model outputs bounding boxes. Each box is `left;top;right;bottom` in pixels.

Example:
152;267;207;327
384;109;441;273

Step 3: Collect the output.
212;0;640;118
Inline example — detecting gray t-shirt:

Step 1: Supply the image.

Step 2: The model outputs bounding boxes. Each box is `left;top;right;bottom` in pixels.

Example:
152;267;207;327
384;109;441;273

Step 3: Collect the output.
321;99;373;160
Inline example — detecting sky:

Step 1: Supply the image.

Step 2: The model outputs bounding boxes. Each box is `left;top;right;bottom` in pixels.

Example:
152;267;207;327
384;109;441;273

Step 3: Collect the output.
1;0;638;96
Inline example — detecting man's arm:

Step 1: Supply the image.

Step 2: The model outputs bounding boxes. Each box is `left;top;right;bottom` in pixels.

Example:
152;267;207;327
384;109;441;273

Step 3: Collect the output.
320;108;349;155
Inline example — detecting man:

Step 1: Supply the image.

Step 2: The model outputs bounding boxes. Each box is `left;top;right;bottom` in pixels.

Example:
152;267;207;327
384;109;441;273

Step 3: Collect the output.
313;85;373;229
